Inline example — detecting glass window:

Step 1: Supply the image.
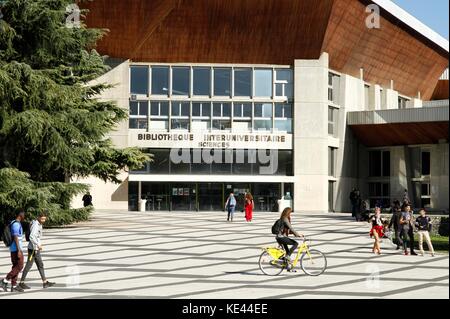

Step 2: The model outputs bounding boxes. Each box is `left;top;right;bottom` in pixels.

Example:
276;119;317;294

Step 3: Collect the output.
129;118;148;129
254;69;272;97
254;103;272;118
193;68;210;96
254;120;272;131
275;69;293;98
150;101;169;116
172;101;190;117
328;147;336;177
192;102;211;117
369;150;390;177
172;67;190;95
421;151;430;175
212;102;231;118
274;103;292;133
234;102;252;118
171;119;189;130
139;101;148;116
130;101;139;115
214;68;231;96
212;119;231;130
234;68;252;97
130;66;149;95
328;106;337;136
151;66;169;95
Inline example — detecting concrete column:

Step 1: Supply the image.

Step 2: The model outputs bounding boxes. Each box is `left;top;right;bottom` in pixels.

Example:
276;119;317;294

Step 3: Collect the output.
368;85;382;110
382;88;399;110
431;143;449;211
293;53;329;212
406;98;423;108
390;146;409;202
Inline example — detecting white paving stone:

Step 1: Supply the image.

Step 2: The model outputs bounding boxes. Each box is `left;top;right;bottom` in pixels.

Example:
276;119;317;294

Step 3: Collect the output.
0;210;448;299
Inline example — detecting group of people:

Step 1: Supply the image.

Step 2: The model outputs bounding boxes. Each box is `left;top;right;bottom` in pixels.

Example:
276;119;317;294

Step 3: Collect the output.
1;209;54;293
369;201;435;256
225;192;254;222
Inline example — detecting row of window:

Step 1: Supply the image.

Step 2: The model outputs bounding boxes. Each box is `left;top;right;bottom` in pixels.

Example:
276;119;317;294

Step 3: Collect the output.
129;101;293;132
368;182;431;208
131;149;293;176
130;65;293;99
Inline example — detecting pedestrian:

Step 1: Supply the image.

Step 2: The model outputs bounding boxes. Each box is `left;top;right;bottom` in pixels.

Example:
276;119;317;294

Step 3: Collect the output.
388;200;402;250
82;192;93;207
18;211;55;290
399;203;417;255
1;209;25;293
402;189;410;205
244;193;254;222
349;188;360;219
415;209;435;257
368;206;385;255
225;192;237;222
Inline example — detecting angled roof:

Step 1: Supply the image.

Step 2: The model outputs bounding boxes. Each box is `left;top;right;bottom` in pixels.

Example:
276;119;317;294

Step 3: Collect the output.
82;0;449;100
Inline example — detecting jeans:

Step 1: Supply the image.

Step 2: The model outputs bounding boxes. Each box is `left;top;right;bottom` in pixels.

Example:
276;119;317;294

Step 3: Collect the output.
418;231;435;255
400;226;410;251
227;206;235;220
276;236;299;257
21;249;46;282
6;251;24;286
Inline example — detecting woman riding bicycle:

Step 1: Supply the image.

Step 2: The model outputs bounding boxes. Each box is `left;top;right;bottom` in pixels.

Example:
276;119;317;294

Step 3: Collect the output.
275;208;304;269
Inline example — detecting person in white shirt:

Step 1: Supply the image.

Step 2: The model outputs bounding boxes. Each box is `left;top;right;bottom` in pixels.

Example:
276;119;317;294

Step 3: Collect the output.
18;211;55;290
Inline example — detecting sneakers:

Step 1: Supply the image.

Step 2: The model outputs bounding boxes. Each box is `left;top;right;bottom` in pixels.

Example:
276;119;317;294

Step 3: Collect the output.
1;280;8;292
411;251;418;256
18;282;31;290
11;286;24;293
404;250;409;256
43;281;55;289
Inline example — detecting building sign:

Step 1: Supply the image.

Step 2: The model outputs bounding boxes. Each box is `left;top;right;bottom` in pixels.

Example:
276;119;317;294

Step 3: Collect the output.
129;132;293;150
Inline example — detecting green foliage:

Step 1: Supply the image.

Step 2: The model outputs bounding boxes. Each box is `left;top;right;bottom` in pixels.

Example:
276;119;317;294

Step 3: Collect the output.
0;0;149;224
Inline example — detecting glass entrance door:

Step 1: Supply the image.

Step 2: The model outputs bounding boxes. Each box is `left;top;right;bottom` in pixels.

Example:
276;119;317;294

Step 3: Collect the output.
170;183;196;211
198;183;223;211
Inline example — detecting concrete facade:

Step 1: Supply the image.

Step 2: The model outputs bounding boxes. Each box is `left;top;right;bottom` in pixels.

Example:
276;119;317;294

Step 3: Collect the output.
70;54;449;214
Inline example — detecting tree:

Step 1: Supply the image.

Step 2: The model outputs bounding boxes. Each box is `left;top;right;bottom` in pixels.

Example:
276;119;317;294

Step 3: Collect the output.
0;0;149;225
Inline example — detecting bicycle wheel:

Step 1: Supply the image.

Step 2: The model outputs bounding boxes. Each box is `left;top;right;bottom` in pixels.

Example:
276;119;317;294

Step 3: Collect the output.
259;251;285;276
300;249;327;276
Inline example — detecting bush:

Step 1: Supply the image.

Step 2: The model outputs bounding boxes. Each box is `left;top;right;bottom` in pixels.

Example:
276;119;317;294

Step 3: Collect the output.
438;217;449;237
44;207;92;227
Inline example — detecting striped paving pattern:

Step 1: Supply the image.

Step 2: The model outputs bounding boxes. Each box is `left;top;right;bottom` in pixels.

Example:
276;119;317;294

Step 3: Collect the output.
0;210;448;299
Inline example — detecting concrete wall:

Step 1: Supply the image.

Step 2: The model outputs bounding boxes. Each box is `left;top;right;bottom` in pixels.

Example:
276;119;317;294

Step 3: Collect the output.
71;60;130;210
293;53;329;212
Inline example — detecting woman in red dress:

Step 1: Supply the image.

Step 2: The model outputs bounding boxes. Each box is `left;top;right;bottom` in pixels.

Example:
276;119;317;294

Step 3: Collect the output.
369;206;385;255
244;193;254;222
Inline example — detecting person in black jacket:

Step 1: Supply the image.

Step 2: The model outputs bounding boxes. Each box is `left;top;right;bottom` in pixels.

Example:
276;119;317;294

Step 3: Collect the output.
388;200;402;250
415;209;435;257
82;192;93;207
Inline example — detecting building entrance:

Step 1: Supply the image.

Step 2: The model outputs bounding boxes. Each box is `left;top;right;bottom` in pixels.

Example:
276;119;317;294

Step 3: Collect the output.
129;181;292;212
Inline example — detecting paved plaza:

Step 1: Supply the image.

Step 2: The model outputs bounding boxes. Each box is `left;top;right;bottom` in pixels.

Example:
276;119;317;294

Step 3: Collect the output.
0;210;448;299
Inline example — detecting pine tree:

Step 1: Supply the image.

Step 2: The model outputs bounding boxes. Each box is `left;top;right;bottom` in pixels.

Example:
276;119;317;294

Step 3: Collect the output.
0;0;149;225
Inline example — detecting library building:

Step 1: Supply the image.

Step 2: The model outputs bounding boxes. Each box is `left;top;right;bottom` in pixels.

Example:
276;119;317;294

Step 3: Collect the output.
72;0;449;213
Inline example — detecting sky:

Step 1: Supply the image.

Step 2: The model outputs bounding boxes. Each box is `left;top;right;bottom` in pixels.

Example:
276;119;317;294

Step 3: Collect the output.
392;0;449;39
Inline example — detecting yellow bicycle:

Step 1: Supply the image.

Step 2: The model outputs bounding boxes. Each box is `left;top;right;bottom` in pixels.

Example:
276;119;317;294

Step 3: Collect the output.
259;237;327;276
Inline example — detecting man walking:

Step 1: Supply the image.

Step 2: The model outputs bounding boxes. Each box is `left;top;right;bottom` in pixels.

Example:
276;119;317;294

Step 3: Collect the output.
82;192;93;207
225;192;237;222
1;209;25;293
18;211;55;290
415;209;435;257
349;188;361;220
388;200;402;250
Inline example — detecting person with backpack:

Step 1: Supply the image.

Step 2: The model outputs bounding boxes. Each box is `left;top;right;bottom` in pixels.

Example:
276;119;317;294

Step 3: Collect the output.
18;211;55;290
1;209;26;293
244;193;254;222
225;192;237;222
271;207;304;271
